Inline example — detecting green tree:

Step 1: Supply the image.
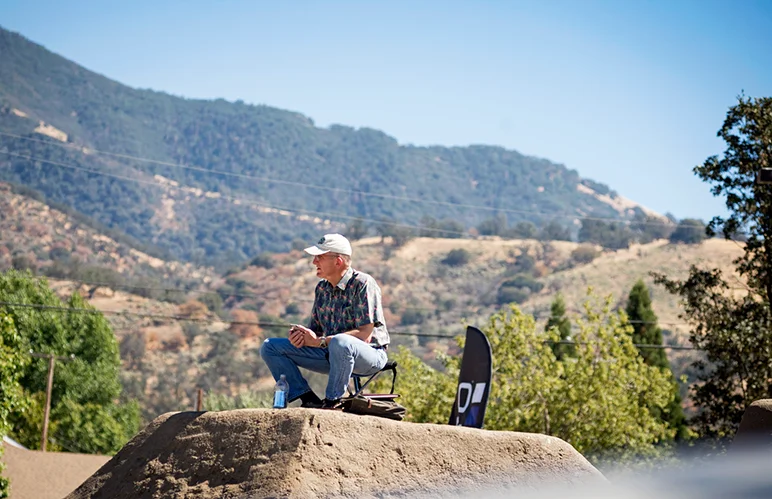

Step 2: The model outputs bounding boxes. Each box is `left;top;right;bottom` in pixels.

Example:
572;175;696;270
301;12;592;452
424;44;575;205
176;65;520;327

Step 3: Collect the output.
668;219;706;244
384;292;675;462
653;95;772;440
0;314;30;498
511;221;537;239
441;248;472;267
477;213;508;237
545;293;574;360
346;218;369;241
539;219;572;242
625;280;688;441
578;220;633;250
0;270;140;454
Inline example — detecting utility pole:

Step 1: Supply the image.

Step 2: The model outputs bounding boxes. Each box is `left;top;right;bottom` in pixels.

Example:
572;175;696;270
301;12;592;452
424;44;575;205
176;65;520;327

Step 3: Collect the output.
30;351;75;452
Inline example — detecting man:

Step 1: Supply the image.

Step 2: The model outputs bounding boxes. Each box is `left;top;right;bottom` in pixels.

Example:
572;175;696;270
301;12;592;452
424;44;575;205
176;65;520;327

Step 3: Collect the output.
260;233;390;408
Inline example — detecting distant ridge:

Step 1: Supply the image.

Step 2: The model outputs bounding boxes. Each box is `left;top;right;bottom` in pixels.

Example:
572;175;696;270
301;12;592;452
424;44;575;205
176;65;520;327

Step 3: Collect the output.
0;26;659;266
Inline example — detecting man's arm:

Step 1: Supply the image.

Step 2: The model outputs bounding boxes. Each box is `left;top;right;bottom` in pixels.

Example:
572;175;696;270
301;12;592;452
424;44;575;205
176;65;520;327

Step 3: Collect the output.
291;323;374;347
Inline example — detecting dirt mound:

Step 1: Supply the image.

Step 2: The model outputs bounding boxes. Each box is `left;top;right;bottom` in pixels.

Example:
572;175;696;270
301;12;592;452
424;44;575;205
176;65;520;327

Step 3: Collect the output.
67;408;604;499
733;399;772;449
2;441;110;499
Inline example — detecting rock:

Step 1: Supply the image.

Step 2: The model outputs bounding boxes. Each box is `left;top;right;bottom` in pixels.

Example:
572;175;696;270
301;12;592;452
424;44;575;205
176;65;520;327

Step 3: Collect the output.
67;409;604;499
733;399;772;449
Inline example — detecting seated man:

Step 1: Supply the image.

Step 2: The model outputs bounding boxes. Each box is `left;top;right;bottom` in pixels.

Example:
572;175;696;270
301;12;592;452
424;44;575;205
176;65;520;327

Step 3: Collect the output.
260;233;390;408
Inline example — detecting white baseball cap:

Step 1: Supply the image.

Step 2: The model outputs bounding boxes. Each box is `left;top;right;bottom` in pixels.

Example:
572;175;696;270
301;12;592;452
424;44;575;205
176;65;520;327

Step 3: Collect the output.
303;233;352;256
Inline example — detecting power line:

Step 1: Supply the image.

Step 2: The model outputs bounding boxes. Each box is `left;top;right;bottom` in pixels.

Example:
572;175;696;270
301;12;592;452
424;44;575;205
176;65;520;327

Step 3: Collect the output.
0;300;699;349
0;131;707;230
41;275;464;313
36;276;700;324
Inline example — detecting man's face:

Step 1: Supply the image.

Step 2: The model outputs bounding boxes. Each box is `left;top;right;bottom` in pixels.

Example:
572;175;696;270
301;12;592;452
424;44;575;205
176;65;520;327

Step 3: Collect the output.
313;253;341;281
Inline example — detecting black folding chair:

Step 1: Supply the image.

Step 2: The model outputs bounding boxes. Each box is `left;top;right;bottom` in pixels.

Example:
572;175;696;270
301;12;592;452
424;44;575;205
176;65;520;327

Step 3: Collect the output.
349;360;399;399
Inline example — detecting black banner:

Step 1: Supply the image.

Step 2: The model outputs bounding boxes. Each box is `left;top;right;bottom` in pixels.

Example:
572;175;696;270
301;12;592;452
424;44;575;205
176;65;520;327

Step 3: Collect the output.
449;326;492;428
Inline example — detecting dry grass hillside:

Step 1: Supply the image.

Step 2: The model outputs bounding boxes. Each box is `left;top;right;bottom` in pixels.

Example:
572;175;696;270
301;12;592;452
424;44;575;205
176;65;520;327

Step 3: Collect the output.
226;236;743;345
0;182;214;283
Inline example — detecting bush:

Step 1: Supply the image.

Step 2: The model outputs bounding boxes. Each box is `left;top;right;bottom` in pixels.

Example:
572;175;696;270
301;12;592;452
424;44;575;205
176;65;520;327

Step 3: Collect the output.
501;274;543;293
441;248;472;267
669;219;706;244
571;244;600;264
400;308;426;326
497;286;531;305
249;252;275;269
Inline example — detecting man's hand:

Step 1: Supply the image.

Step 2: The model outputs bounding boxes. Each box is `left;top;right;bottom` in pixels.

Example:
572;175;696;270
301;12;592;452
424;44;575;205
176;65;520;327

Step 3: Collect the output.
289;324;318;348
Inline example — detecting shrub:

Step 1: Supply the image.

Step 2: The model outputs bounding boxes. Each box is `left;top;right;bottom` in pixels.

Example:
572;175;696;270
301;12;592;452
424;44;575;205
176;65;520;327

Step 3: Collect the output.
497;286;531;305
441;248;472;267
250;252;275;269
571;244;600;264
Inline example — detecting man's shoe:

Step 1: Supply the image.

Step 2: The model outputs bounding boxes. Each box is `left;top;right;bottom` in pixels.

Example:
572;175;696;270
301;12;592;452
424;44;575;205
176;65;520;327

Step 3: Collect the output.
299;390;323;408
320;398;343;410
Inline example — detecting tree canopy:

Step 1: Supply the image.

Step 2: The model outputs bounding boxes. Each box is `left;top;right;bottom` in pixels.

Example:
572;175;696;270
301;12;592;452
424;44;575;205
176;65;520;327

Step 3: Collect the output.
625;279;688;441
654;95;772;440
0;270;139;453
0;313;29;497
383;292;675;462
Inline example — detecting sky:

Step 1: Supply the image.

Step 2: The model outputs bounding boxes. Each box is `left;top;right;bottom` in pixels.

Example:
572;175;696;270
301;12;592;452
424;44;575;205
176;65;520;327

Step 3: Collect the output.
1;0;771;220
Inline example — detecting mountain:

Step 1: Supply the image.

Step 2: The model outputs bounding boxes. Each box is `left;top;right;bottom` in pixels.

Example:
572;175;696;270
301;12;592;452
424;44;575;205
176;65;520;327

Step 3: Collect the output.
0;26;659;268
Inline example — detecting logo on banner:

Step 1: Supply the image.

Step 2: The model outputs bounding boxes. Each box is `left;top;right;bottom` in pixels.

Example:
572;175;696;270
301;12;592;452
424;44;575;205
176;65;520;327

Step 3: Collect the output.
454;381;488;426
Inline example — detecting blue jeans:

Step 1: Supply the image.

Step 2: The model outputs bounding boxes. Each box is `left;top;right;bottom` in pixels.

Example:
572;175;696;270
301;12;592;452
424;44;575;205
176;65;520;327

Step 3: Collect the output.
260;334;388;401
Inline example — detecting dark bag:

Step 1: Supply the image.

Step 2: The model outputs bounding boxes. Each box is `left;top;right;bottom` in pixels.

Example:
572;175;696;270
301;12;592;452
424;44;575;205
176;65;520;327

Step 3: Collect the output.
341;395;407;421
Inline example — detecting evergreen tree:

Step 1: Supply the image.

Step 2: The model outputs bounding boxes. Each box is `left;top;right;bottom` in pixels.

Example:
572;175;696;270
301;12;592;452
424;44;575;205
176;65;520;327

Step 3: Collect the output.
545;293;574;360
626;279;688;440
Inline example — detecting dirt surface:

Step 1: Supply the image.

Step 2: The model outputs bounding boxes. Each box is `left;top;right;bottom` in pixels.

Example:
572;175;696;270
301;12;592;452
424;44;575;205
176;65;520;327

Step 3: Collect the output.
67;408;604;499
2;441;110;499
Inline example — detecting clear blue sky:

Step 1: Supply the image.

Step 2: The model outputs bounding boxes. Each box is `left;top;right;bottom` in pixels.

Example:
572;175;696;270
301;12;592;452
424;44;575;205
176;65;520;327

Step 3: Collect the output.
2;0;771;219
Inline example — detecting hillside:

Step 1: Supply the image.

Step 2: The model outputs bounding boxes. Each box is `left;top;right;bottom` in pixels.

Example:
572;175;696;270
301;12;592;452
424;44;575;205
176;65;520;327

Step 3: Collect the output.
0;26;659;268
0;182;741;422
217;236;743;398
0;182;213;286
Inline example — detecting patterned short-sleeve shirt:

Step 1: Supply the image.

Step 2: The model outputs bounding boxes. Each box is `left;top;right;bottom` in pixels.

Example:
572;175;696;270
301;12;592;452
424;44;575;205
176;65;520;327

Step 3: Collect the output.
307;267;390;347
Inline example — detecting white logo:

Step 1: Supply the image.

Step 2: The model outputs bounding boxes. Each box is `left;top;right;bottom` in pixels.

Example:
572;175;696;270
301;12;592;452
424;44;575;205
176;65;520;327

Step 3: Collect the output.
454;381;487;425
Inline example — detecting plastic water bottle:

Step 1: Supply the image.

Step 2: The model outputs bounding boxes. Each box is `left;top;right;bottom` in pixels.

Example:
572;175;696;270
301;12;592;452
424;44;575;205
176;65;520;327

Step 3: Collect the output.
273;374;289;409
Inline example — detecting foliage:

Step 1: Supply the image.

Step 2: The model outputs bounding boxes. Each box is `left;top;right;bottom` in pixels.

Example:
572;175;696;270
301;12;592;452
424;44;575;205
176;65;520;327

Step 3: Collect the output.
399;308;426;326
0;314;30;497
510;221;537;239
0;270;140;453
538;220;572;242
625;280;688;441
579;219;633;250
668;219;706;244
204;391;272;411
545;293;574;360
571;244;600;264
372;345;458;424
249;252;275;269
419;216;466;238
0;27;630;268
440;248;472;267
631;211;674;243
477;214;508;236
496;285;530;305
654;267;772;440
388;293;675;462
653;95;772;440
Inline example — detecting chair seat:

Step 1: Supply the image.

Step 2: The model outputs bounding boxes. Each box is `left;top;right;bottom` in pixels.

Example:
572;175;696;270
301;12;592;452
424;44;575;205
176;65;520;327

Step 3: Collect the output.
350;360;399;397
354;360;397;377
